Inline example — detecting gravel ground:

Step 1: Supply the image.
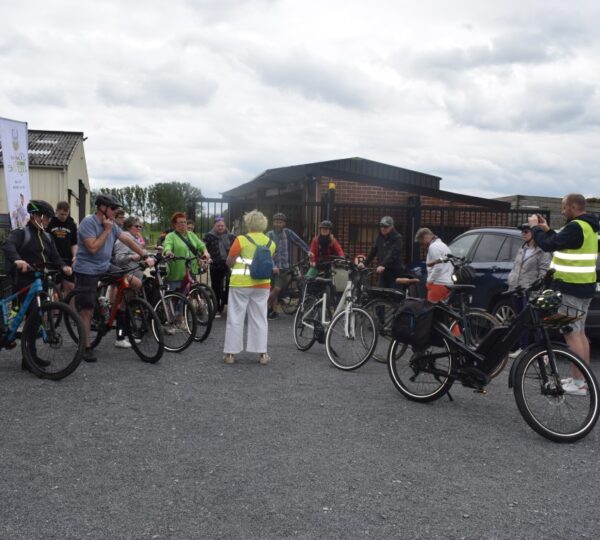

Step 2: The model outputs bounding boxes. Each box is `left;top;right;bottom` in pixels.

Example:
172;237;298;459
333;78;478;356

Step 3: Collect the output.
1;315;599;539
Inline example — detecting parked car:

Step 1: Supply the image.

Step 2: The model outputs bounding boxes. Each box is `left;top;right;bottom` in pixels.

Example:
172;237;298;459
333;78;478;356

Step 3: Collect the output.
447;227;600;337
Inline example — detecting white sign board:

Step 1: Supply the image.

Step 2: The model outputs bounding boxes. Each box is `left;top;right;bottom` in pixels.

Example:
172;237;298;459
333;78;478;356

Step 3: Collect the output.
0;117;31;229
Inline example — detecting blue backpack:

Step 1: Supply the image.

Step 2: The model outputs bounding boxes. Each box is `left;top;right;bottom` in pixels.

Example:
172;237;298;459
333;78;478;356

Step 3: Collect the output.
244;235;273;279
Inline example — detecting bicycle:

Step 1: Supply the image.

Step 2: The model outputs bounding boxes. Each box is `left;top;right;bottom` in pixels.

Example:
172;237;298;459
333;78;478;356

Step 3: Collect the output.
0;265;85;379
294;258;377;371
63;265;164;363
387;271;600;442
142;254;197;353
165;256;214;342
274;258;310;315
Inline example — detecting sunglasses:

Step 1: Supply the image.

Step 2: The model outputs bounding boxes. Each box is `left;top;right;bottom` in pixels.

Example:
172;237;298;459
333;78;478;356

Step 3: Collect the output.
134;225;142;229
109;206;119;211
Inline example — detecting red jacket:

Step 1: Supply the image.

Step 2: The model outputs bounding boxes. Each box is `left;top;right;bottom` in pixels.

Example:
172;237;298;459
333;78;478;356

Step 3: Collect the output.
309;235;345;263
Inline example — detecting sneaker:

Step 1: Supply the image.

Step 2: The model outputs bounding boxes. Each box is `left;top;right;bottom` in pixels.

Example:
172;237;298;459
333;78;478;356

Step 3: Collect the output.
259;353;271;365
214;312;222;319
562;379;588;396
509;348;522;359
114;339;132;349
267;311;279;320
163;325;178;336
223;354;235;364
83;348;97;363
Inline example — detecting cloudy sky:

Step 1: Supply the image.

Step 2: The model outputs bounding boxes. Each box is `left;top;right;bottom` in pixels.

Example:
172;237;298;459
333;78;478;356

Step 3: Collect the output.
1;0;599;199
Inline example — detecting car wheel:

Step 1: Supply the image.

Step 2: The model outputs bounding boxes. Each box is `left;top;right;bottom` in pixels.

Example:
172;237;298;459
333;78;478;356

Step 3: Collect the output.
492;298;516;324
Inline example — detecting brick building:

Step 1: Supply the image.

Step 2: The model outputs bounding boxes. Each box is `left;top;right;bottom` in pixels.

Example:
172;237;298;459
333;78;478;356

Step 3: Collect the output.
222;157;538;263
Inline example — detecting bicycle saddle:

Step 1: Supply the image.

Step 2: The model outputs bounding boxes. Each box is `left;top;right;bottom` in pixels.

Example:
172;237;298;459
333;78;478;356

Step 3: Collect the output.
367;287;406;300
446;284;476;291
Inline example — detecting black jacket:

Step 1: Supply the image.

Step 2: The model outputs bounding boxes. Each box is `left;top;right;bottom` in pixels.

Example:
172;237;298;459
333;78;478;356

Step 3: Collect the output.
3;222;66;275
365;230;404;276
532;213;600;298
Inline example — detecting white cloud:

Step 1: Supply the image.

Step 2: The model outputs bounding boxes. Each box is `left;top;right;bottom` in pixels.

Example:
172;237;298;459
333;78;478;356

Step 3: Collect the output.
0;0;598;200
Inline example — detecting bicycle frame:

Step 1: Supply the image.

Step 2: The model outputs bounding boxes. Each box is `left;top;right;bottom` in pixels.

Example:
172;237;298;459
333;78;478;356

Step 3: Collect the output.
0;275;45;344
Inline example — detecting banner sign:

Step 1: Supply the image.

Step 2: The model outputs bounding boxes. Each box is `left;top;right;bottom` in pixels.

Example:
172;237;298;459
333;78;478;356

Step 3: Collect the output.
0;117;31;229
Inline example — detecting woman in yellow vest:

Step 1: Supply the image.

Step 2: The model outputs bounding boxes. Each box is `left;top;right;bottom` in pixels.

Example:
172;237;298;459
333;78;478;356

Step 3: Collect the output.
223;210;276;365
529;193;599;395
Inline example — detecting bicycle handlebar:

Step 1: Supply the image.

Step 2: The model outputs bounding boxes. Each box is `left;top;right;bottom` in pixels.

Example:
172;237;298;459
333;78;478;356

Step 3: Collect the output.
502;269;556;298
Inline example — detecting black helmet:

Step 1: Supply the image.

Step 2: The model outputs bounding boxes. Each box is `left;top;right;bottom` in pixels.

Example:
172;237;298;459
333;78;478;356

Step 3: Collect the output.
319;220;333;229
27;200;55;218
273;212;287;221
452;264;476;285
95;193;123;208
533;289;562;314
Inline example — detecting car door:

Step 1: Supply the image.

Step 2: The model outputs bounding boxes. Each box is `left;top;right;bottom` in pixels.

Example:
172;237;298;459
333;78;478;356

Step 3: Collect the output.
469;234;514;308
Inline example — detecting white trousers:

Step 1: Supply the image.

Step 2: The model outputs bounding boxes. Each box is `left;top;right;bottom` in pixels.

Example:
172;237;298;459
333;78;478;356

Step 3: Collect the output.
223;287;269;354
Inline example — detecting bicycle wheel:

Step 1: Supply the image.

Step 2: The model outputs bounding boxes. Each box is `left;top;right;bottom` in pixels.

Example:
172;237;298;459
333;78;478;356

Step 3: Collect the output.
21;301;85;380
196;283;217;321
293;295;321;351
387;338;454;402
326;307;377;371
124;297;164;363
279;276;302;315
154;292;197;353
188;286;213;342
363;298;399;363
62;290;106;349
513;345;599;442
449;308;506;378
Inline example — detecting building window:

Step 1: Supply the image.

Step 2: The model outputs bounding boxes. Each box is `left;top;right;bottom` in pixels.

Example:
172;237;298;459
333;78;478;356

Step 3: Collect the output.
349;223;378;245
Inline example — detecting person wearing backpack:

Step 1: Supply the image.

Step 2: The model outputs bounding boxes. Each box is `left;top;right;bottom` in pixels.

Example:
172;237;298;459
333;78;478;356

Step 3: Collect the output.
223;210;275;365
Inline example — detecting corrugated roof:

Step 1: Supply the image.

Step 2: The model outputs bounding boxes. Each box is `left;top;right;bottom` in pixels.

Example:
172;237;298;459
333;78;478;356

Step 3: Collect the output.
0;129;84;168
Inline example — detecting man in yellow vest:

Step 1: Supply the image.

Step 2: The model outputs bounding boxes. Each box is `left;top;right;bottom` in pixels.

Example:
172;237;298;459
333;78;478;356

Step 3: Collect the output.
529;193;599;395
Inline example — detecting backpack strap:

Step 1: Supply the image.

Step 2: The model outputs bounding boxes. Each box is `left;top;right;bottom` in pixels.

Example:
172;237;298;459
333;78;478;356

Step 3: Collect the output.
244;234;272;249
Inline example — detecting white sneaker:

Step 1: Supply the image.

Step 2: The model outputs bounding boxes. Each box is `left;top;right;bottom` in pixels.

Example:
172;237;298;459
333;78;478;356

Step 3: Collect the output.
562;379;588;396
509;348;522;359
114;339;132;349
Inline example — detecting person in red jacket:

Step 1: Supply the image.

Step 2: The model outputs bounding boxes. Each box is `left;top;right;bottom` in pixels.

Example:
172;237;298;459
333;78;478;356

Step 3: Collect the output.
307;220;344;277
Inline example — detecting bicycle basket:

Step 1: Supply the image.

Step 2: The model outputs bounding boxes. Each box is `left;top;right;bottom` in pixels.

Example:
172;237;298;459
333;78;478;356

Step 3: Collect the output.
539;302;585;328
333;268;349;293
452;264;476;285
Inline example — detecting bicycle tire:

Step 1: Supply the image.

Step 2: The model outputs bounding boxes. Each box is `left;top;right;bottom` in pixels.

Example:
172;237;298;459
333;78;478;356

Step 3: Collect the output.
325;307;377;371
449;308;506;378
21;301;85;380
187;286;213;342
62;290;106;349
513;345;600;442
279;275;303;315
124;297;164;363
154;292;197;353
362;297;400;363
293;295;320;351
194;283;217;321
387;338;454;402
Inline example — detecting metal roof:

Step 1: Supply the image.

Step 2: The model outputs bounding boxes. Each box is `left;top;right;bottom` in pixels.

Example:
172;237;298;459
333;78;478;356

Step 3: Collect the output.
0;129;84;168
223;156;509;209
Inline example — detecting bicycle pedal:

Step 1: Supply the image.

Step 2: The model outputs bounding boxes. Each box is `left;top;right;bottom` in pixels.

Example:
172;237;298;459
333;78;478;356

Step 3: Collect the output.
474;388;488;395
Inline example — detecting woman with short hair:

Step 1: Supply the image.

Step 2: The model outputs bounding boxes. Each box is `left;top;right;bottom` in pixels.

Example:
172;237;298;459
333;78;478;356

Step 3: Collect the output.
223;210;275;365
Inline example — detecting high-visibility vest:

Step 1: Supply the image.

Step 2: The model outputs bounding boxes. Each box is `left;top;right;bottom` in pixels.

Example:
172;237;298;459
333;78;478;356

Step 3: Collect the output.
550;219;598;284
230;232;274;288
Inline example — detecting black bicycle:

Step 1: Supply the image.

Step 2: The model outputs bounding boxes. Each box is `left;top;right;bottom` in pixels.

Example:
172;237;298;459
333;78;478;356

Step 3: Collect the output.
387;272;599;442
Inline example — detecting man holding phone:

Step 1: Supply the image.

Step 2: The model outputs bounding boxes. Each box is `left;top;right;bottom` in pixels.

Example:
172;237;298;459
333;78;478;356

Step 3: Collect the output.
528;194;599;395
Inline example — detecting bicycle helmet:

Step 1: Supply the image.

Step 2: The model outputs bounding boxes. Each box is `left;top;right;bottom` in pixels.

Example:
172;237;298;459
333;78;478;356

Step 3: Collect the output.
273;212;287;222
319;220;333;229
533;289;562;314
95;193;123;208
27;199;55;218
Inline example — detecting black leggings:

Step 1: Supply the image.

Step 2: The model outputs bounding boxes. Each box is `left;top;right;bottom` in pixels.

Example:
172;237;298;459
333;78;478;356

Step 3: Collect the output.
210;267;231;313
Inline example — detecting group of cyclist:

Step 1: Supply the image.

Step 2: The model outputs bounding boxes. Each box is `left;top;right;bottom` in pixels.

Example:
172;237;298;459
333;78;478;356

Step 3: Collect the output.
2;190;598;396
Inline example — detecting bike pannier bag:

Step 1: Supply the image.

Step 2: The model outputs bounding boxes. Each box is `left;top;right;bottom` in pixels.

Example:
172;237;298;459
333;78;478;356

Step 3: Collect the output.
391;298;435;350
244;235;274;279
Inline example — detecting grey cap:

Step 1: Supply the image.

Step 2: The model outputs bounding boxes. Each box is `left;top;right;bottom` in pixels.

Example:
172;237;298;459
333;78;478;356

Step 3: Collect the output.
379;216;394;227
414;227;434;241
